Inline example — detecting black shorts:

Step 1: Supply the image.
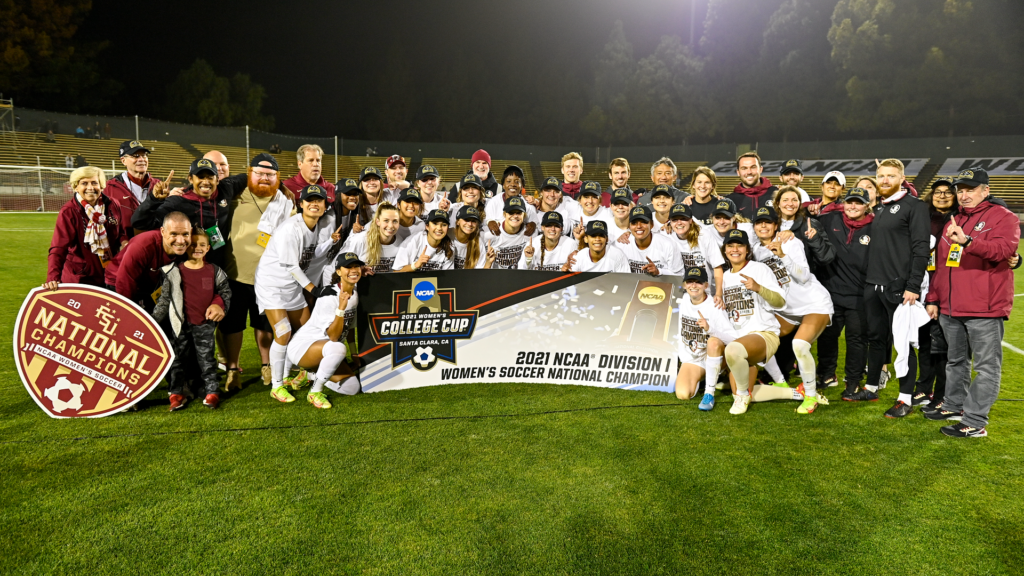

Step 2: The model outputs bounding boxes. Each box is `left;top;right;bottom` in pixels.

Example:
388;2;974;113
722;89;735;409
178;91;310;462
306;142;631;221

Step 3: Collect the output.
220;280;272;334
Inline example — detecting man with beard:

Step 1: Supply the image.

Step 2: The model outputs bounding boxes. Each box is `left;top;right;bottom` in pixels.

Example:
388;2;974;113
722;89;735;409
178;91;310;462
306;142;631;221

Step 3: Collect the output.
104;140;164;238
726;152;777;219
447;149;503;201
778;159;812;204
637;157;689;206
131;159;244;269
218;153;296;389
105;211;192;308
602;158;634;207
284;144;336;206
854;158;930;418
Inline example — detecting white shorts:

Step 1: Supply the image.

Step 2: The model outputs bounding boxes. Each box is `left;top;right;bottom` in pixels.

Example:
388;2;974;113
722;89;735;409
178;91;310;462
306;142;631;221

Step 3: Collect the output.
256;281;307;313
286;327;324;366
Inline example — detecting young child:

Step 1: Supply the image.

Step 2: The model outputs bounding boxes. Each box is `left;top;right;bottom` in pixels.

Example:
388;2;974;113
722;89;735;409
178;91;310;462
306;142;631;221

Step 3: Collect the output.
153;230;232;410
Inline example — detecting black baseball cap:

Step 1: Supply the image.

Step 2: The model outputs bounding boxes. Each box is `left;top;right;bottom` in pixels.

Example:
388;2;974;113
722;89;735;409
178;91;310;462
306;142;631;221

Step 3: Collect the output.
580;181;602;198
651;185;674;199
398;188;423;204
629;205;653;223
189;158;217;177
669;203;692;220
250;153;279;171
611;188;632;206
585;220;608;237
461;174;485;190
541;211;564;227
416;164;439;180
426;209;450;224
360;166;382;181
931;177;955;190
337;178;360;196
457;205;481;222
119;140;149;157
540;176;562;192
684;266;708;283
502;165;525;183
953;168;989;188
723;229;749;245
504;196;527;213
300;184;327;201
843;187;871;204
780;159;802;176
335;252;365;269
712;198;737;218
753;206;778;223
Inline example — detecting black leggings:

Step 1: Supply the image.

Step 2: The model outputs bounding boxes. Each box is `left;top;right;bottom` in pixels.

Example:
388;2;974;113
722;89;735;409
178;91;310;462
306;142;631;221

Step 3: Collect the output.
816;301;867;386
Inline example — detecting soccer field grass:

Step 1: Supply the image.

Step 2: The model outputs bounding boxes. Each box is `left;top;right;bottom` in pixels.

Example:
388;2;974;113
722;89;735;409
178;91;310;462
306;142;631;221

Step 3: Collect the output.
2;213;1023;575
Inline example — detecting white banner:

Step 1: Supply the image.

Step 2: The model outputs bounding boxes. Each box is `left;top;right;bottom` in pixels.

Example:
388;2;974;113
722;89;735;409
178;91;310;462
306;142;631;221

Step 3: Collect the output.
709;158;929;177
936;158;1024;176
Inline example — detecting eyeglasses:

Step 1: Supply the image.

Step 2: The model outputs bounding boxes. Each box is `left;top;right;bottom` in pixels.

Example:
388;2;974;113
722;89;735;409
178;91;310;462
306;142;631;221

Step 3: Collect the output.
933;189;954;197
127;152;148;159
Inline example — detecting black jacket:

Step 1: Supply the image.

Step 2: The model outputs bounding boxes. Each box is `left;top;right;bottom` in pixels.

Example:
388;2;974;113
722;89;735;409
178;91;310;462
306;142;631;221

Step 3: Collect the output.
818;211;872;308
865;193;931;296
690;196;719;226
788;213;835;272
447;171;502;202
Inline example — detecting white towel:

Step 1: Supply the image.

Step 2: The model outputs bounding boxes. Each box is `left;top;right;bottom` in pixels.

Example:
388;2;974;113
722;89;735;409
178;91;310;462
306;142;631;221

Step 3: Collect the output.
892;301;931;378
257;190;295;235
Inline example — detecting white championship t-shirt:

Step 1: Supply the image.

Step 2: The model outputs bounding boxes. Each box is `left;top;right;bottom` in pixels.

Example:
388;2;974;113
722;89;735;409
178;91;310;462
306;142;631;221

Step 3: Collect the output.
518;235;578;271
540;199;583;237
256;213;335;292
721;260;784;335
569;245;631;273
392;231;455;271
321;230;406;285
452;234;488;269
677;294;739;365
484;223;532;270
752;239;833;318
484;196;541;227
619;233;684;276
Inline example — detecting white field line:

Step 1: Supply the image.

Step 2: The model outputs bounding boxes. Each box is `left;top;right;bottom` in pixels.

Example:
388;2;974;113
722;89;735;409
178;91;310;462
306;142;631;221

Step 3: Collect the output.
1001;341;1024;355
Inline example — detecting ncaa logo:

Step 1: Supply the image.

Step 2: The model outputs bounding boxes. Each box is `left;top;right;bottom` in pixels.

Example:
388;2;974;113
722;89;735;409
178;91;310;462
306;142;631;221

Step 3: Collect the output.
890;204;901;214
414;281;436;301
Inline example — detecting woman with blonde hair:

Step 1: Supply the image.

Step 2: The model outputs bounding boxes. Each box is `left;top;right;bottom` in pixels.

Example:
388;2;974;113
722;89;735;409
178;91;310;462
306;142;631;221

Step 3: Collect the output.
322;203;405;286
686;166;720;225
45;166;127;290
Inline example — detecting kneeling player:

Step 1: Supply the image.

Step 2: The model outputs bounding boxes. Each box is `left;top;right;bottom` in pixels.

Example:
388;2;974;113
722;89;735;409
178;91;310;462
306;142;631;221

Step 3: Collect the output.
286;252;363;409
675;266;738;410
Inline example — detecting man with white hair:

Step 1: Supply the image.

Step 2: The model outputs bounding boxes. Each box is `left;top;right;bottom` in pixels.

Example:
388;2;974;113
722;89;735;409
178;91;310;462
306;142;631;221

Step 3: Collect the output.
448;149;503;201
637;157;689;206
103;140;163;238
284;144;336;205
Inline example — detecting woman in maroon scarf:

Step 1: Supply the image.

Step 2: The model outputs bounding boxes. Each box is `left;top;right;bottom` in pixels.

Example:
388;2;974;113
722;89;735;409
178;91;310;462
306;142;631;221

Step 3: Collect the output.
45;166;128;291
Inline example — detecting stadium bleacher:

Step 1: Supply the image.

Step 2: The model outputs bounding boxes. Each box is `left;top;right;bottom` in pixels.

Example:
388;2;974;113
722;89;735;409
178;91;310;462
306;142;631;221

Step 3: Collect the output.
191;144;392;185
0;133;196;178
538;161;706;192
420;158;536;193
923;174;1024;207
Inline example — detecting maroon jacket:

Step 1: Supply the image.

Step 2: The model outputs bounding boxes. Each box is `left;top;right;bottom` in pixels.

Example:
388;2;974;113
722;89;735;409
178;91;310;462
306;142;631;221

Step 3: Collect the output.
103;172;162;238
926;199;1019;318
283;173;335;206
104;230;181;302
47;196;127;286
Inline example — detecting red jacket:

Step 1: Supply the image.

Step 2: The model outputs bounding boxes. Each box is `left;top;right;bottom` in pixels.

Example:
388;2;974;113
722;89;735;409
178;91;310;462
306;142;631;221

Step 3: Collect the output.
103;172;162;238
926;200;1019;318
283;174;335;206
104;230;181;302
47;196;127;286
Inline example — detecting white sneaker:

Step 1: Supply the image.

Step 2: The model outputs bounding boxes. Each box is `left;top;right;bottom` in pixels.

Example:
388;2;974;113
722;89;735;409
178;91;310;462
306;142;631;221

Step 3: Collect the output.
729;394;750;415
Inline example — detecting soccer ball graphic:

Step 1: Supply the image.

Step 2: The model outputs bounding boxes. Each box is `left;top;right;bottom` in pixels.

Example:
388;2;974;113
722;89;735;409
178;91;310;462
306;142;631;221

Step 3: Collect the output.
413;346;435;368
44;377;86;413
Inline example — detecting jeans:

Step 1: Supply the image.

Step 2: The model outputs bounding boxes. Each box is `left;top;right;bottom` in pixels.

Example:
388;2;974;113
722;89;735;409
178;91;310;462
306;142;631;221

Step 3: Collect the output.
817;301;866;387
939;315;1004;428
864;285;917;395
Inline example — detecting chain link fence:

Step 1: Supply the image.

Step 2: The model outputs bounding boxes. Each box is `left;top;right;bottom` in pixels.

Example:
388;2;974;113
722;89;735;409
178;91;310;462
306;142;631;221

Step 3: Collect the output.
0;165;119;212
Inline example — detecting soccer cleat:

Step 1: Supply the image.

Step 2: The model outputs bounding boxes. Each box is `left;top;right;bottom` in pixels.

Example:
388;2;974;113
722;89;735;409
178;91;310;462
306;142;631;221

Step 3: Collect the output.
796;396;820;414
270;386;296;403
884;400;913;419
223;368;241;393
843;388;879;402
168;394;187;411
940;423;987;438
924;408;963;421
729;394;750;415
698;393;715;411
285;369;309;391
911;392;932;407
203;394;220;409
307;391;333;409
921;401;947;416
261;364;272;386
772;381;791;388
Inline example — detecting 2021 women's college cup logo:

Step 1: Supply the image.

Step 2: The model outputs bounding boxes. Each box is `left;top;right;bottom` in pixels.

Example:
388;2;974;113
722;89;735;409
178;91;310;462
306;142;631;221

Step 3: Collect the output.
13;285;174;418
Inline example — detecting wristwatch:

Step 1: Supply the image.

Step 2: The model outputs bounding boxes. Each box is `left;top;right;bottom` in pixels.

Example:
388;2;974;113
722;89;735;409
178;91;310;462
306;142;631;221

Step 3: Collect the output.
963;235;974;247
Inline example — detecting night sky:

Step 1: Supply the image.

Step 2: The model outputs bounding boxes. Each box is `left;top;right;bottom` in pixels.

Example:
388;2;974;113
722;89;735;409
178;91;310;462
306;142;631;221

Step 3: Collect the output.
82;0;702;138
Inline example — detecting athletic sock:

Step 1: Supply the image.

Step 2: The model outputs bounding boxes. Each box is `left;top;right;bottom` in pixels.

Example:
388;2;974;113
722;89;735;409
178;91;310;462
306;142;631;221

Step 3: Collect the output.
312;342;347;394
704;356;723;395
792;388;804;401
792;339;816;397
269;341;287;388
725;342;750;395
751;384;797;402
865;384;878;393
326;376;360;396
897;392;912;405
764;356;785;383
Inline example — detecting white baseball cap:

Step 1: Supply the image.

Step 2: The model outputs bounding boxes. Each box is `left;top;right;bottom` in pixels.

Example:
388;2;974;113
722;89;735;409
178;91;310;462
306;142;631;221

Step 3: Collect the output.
823;170;846;187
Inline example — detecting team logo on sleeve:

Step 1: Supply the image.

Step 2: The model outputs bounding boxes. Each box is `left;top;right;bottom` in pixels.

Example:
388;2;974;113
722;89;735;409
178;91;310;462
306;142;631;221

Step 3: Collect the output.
368;277;478;371
13;285;174;418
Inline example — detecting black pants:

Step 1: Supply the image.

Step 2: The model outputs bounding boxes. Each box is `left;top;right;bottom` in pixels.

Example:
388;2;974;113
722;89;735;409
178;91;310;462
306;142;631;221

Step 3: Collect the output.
914;320;947;399
817;300;867;387
166;322;220;396
864;285;916;395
